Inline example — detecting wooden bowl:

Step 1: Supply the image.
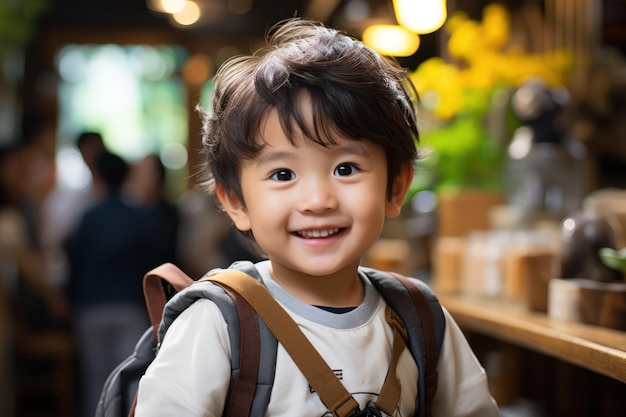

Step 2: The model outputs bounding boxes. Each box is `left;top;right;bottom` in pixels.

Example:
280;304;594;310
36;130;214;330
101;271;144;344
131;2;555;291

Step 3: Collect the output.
577;279;626;331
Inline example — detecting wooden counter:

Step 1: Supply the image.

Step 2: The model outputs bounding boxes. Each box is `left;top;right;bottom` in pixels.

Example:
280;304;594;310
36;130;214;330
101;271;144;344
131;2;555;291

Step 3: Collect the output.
437;292;626;383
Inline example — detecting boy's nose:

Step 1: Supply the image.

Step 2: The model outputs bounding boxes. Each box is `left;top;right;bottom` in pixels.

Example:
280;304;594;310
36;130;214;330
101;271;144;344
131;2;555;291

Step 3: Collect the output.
296;178;338;213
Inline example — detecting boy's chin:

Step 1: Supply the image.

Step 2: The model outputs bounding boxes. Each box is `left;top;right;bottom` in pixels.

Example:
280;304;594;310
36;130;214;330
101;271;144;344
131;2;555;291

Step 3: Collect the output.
269;258;360;278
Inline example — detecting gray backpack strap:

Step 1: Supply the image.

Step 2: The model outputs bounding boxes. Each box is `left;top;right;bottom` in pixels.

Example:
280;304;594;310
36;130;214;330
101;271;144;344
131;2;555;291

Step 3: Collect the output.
158;280;257;415
222;261;278;417
183;260;277;417
359;267;445;417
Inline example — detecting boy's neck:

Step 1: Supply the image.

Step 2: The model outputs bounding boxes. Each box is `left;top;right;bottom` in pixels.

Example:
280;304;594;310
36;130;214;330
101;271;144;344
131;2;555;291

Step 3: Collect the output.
267;261;364;308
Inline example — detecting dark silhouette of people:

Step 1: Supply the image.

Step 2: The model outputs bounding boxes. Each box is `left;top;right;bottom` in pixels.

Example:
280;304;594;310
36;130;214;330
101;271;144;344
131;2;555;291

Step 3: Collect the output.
40;131;108;292
124;154;180;265
1;142;70;416
65;150;170;417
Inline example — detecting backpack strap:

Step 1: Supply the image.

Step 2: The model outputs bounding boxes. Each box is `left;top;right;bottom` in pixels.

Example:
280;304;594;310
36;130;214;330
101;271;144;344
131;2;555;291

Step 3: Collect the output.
205;269;361;417
218;261;278;416
375;307;409;415
216;284;260;417
198;261;279;416
388;272;439;417
131;263;266;417
129;264;197;417
361;268;446;417
143;263;195;341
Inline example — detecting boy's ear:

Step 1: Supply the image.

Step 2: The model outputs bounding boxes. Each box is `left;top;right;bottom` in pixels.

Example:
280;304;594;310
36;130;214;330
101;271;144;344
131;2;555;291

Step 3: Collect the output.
216;185;252;232
385;164;414;218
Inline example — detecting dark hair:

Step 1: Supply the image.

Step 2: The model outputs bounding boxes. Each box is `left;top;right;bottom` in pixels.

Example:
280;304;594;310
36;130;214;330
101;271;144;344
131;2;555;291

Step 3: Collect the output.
76;131;104;150
95;151;128;191
146;154;167;187
198;18;420;205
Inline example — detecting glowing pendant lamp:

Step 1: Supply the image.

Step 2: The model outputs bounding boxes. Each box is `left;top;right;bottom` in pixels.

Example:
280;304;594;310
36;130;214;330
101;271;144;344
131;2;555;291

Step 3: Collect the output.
362;24;421;57
393;0;447;34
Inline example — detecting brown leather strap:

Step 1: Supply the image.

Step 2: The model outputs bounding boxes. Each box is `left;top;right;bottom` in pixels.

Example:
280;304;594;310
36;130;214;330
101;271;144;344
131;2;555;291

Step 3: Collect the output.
389;272;438;417
130;263;196;417
143;263;195;341
217;284;261;417
374;308;408;415
207;270;360;417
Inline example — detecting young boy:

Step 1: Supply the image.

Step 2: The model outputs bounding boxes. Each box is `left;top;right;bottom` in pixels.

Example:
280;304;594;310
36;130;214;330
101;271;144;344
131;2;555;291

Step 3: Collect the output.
135;18;499;417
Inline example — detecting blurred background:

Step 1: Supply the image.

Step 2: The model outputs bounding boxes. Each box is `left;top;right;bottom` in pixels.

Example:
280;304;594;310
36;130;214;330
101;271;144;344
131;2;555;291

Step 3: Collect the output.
1;1;625;417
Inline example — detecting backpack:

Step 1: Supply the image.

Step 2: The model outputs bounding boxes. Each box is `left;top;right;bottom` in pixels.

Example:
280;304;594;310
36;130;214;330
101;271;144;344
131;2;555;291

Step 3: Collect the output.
96;261;446;417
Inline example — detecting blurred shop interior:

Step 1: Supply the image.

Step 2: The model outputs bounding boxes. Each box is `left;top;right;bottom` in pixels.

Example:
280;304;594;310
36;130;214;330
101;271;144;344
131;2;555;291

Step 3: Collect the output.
1;1;626;417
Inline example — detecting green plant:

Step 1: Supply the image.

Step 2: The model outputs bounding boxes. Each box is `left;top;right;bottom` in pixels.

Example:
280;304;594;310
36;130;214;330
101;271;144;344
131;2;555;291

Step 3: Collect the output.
598;247;626;276
415;92;506;193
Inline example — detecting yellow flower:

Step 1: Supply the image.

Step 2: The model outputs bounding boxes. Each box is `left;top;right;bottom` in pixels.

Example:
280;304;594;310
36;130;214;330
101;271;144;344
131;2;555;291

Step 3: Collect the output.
412;57;465;120
411;2;572;121
480;3;510;49
445;10;469;34
435;90;464;120
411;57;458;91
448;20;481;60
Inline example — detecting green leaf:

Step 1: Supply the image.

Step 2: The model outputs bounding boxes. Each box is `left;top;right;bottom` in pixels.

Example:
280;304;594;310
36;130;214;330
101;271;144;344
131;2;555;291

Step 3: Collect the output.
598;247;626;272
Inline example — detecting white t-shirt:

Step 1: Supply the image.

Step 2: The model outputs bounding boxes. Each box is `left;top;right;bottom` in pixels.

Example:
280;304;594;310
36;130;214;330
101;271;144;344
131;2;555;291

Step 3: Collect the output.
135;261;499;417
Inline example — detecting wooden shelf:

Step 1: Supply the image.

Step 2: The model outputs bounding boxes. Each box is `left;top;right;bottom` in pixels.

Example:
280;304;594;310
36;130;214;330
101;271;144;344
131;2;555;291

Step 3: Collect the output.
437;292;626;383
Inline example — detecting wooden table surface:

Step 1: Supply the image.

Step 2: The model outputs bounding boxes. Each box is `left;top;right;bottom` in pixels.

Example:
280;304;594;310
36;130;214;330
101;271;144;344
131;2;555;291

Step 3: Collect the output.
437;292;626;383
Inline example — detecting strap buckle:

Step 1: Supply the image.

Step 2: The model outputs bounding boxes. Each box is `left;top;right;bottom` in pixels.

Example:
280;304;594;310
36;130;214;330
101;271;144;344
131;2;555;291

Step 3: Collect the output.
385;307;408;342
331;393;361;417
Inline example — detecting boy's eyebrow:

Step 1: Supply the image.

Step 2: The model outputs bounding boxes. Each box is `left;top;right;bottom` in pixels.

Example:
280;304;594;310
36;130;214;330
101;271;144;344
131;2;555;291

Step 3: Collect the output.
255;149;294;166
255;140;371;166
335;142;371;158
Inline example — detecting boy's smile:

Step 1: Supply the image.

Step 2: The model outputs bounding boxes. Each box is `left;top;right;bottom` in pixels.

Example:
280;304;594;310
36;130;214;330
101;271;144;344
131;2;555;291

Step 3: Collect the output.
294;228;340;238
218;97;411;305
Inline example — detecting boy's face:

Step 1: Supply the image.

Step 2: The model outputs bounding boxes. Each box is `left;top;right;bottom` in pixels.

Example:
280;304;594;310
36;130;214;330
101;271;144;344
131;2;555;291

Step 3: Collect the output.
218;100;411;281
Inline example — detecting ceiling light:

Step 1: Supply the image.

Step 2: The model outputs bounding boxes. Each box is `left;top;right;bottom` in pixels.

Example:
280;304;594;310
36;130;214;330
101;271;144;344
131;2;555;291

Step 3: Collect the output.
362;24;420;57
393;0;447;34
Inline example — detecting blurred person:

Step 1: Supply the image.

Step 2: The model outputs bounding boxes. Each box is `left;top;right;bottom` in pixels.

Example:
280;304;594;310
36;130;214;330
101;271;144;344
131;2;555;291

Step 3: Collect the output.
40;131;108;289
13;115;69;330
16;113;57;246
65;150;169;417
0;142;69;318
45;131;108;240
1;144;70;416
124;153;180;265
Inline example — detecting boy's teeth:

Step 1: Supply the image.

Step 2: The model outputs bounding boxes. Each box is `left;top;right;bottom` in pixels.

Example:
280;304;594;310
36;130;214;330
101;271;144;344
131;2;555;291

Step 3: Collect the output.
298;228;340;238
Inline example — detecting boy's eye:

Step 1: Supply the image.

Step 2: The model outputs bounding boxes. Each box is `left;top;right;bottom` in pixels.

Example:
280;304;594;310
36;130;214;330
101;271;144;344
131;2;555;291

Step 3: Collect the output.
334;163;358;177
270;169;295;181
